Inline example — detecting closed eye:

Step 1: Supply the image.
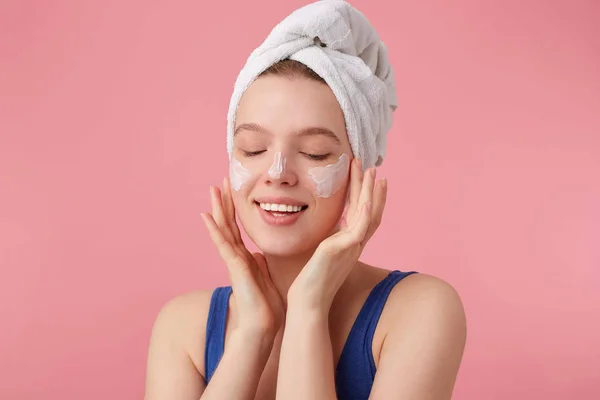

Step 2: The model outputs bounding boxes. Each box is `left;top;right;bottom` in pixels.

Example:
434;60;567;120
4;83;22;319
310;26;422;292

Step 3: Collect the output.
302;152;330;161
242;150;266;157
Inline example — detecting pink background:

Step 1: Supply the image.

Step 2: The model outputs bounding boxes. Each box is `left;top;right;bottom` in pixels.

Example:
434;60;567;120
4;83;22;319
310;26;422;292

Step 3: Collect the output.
1;1;599;399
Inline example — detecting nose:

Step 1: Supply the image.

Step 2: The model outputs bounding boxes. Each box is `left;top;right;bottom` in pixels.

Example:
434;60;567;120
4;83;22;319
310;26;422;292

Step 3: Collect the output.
265;151;298;187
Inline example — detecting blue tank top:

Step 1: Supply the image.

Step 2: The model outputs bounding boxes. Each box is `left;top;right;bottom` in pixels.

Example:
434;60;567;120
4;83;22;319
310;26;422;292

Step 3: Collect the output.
204;269;417;399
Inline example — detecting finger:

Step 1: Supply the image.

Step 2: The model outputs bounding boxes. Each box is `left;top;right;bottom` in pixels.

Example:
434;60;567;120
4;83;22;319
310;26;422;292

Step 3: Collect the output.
221;178;234;221
222;177;244;245
365;178;387;242
347;158;363;224
210;185;235;244
339;206;349;229
345;201;372;246
201;212;257;295
357;167;376;212
201;212;241;269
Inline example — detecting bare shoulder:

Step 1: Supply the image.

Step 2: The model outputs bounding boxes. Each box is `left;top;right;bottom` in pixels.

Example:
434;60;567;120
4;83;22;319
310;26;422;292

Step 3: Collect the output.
149;288;217;377
389;272;463;304
384;272;466;330
378;271;467;368
368;272;467;398
145;288;217;398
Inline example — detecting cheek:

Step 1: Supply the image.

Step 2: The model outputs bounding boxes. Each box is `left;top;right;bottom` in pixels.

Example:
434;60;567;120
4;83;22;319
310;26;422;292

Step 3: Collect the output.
306;153;350;198
229;153;351;201
229;156;269;194
231;189;254;235
230;151;287;192
229;158;254;191
310;190;348;236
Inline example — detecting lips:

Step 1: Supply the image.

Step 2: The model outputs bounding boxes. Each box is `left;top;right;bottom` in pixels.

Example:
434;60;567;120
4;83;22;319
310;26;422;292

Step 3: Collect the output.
253;196;309;227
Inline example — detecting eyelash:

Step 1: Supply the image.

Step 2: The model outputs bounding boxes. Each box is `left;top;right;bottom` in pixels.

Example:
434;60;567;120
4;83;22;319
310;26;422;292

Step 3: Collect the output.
242;151;330;161
302;152;330;161
242;150;266;157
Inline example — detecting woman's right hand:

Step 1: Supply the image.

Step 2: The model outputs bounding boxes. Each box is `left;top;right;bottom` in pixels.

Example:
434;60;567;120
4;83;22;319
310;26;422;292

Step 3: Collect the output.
200;178;284;340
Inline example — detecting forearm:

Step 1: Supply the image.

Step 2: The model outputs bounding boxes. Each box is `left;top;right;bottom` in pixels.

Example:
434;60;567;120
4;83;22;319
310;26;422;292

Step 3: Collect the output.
201;330;273;400
276;304;337;400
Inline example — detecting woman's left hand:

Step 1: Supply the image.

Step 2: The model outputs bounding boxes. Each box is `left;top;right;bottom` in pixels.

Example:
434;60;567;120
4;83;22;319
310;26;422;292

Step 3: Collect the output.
287;158;388;312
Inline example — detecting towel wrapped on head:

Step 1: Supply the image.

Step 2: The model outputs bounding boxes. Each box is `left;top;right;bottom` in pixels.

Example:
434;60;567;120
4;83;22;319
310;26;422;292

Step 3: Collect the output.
227;0;397;169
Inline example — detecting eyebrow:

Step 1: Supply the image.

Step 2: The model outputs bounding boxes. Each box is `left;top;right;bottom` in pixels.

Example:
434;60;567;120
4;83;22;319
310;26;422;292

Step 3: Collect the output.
234;123;341;145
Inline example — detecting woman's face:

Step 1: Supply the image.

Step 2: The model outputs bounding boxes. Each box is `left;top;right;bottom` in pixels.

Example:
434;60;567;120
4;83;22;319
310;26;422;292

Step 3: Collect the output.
231;74;353;256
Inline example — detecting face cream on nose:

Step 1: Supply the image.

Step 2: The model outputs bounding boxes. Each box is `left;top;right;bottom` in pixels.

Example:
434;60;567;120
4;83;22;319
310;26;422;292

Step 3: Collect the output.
229;157;253;191
307;153;350;198
268;151;286;179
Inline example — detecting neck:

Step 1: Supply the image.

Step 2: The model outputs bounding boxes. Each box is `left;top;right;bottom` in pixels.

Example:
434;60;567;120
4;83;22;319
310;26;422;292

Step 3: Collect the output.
262;222;354;305
264;247;316;305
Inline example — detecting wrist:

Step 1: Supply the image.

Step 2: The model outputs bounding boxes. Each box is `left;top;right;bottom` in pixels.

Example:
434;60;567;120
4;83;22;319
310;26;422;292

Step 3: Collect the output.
287;288;331;316
285;298;329;325
235;312;281;342
281;305;330;354
230;327;276;358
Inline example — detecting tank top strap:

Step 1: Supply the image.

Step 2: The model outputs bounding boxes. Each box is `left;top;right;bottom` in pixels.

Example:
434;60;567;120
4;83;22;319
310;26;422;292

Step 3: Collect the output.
359;270;417;372
204;286;232;383
335;270;417;398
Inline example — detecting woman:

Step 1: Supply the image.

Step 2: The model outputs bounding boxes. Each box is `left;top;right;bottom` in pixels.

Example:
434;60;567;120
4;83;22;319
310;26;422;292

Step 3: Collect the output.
145;1;466;399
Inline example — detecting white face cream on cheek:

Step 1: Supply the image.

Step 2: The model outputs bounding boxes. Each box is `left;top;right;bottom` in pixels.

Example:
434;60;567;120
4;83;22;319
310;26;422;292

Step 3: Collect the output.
307;153;350;198
268;151;286;179
229;158;253;191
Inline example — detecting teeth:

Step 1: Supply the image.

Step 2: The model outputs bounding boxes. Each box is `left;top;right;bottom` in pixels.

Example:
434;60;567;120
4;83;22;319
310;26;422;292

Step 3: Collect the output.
259;203;303;212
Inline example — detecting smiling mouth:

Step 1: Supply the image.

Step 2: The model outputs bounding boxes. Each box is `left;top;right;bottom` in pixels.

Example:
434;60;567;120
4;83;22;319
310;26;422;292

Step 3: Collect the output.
254;201;308;216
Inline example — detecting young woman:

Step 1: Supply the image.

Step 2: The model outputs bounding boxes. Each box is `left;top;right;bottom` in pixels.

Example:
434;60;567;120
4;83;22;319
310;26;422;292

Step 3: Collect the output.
145;2;466;400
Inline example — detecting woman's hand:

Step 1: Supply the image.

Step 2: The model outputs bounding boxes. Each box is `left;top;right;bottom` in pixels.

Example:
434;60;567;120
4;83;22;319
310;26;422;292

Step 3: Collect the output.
201;178;285;339
288;158;388;312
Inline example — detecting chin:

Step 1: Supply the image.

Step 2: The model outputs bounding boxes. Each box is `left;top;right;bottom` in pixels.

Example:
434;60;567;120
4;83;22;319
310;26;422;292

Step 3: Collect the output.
244;219;341;257
237;203;344;257
251;231;319;257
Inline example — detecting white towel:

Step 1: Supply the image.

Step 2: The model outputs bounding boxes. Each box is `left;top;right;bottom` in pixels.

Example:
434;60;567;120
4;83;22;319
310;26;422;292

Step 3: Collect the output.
226;0;397;169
